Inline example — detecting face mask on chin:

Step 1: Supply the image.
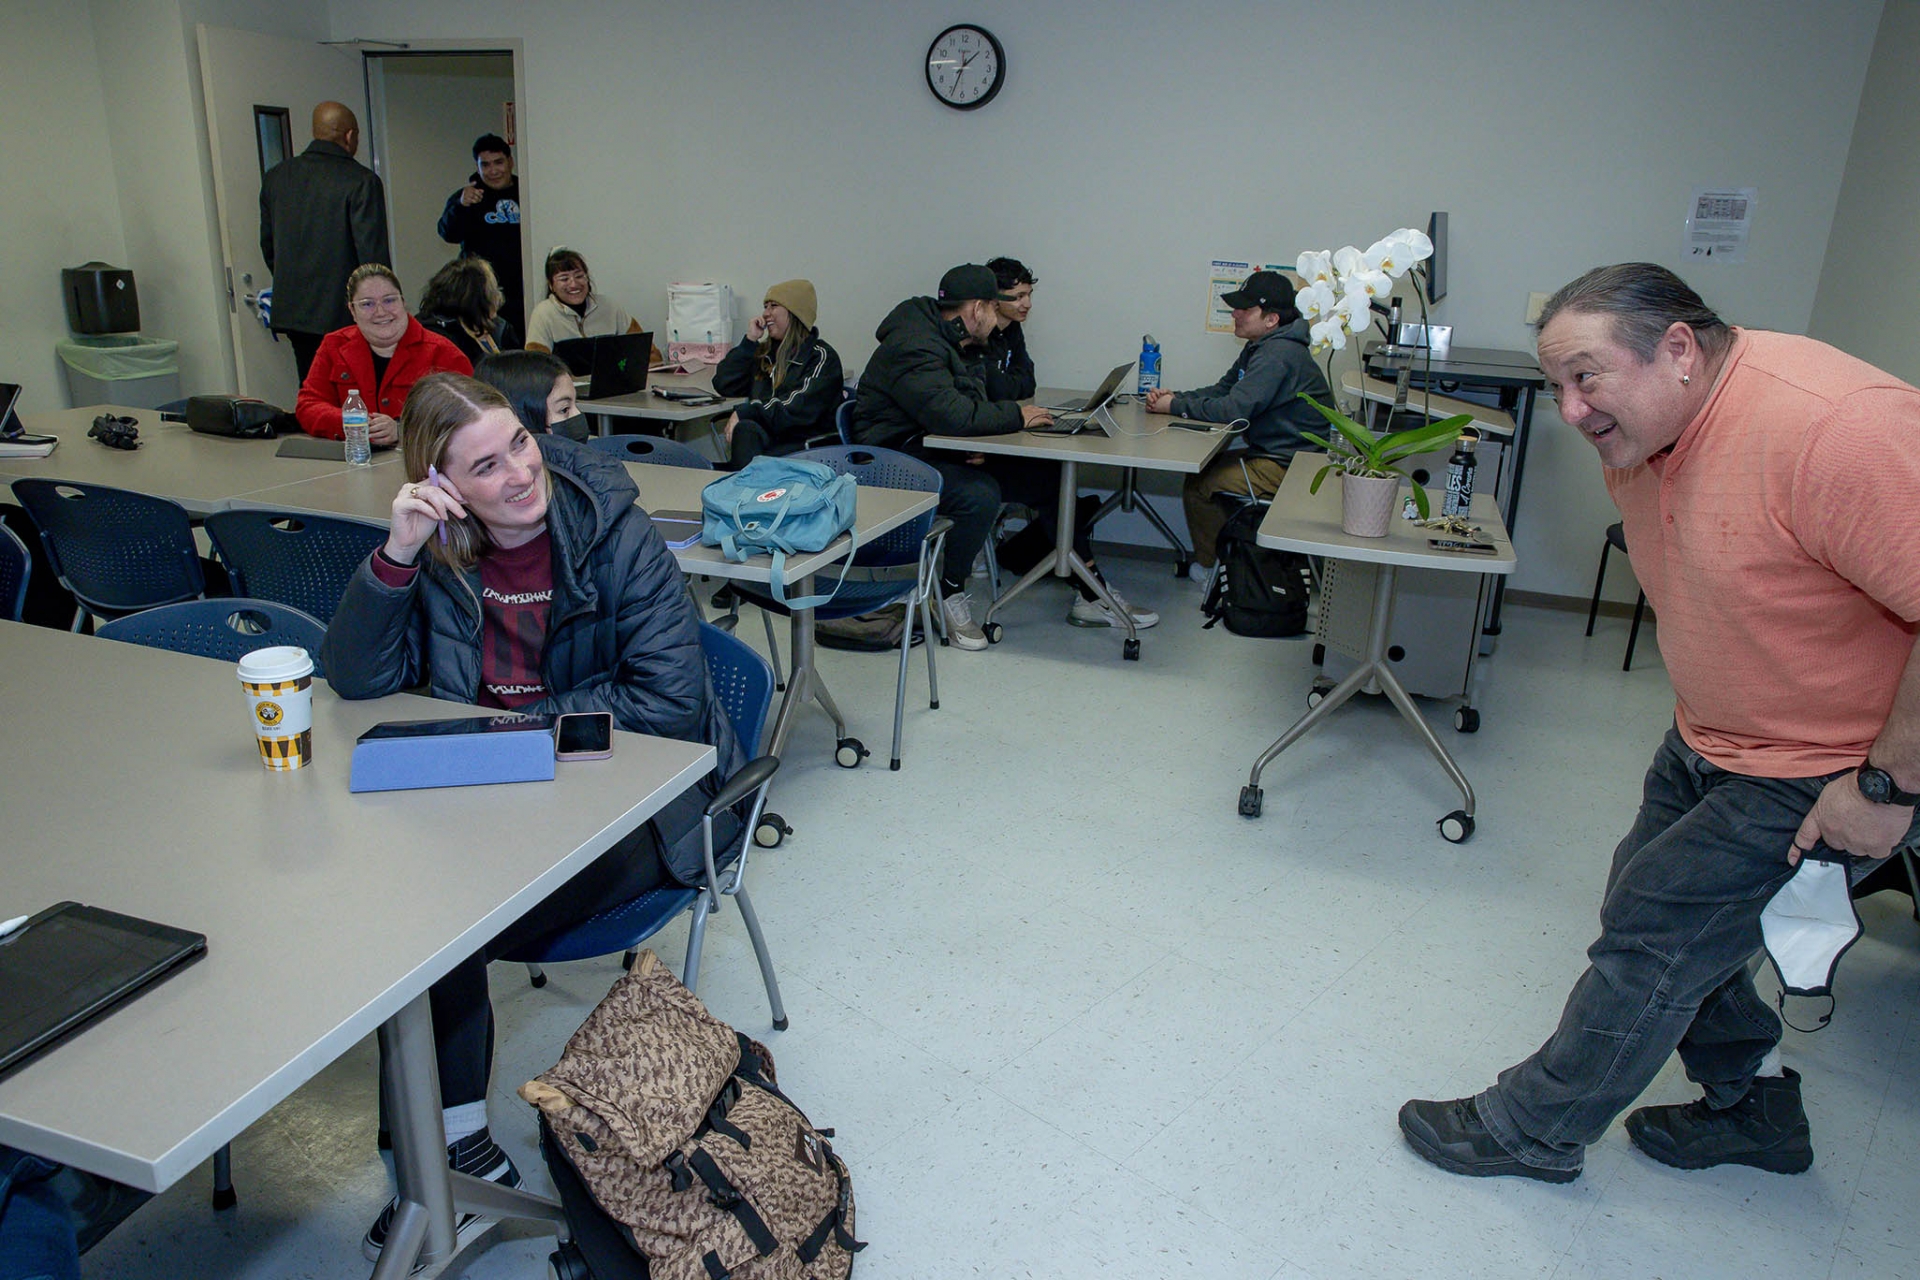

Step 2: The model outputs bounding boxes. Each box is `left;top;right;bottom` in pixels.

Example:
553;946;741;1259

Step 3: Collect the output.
1759;848;1863;1029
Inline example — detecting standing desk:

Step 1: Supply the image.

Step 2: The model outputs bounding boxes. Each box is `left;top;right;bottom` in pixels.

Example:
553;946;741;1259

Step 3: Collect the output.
0;621;714;1276
1244;454;1515;843
923;390;1229;660
232;462;938;766
1;406;398;515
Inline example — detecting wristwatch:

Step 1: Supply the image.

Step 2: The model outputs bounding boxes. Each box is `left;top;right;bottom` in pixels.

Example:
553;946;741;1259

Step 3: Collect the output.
1856;764;1920;806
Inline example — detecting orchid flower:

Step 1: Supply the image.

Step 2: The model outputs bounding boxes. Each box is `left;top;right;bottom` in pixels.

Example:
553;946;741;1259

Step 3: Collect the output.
1309;317;1348;354
1332;245;1365;278
1335;288;1372;335
1296;250;1335;288
1296;279;1338;322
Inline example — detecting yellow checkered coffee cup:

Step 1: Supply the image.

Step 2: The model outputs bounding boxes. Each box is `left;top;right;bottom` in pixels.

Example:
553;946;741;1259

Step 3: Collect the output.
236;646;315;771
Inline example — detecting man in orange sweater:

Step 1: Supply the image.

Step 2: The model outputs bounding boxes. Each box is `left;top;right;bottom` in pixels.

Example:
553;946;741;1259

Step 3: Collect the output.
1400;263;1920;1183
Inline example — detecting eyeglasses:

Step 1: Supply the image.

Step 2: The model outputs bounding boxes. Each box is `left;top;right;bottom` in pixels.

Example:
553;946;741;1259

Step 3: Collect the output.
353;294;405;315
551;272;589;289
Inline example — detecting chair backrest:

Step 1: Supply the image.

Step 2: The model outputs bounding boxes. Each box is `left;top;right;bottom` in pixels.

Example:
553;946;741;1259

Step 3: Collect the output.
0;522;29;622
590;434;713;470
833;398;854;446
794;443;940;564
698;621;776;757
96;598;330;676
11;479;204;617
204;508;388;625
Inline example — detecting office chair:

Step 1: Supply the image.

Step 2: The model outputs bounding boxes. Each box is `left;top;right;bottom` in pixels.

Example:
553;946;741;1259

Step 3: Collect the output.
508;623;788;1029
0;522;29;621
204;509;388;626
95;598;328;679
589;433;714;470
12;479;205;629
1586;522;1649;671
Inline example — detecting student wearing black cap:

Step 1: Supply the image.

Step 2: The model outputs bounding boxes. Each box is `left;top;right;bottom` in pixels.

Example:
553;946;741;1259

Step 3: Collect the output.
1144;269;1329;578
853;264;1157;648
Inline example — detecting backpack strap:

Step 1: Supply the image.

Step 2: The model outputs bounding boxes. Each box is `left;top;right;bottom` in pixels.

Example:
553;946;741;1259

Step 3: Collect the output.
702;1251;731;1280
796;1145;867;1262
686;1148;779;1256
703;1079;752;1151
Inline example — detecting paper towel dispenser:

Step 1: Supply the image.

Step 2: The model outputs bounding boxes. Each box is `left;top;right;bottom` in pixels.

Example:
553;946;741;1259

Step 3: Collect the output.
62;262;141;335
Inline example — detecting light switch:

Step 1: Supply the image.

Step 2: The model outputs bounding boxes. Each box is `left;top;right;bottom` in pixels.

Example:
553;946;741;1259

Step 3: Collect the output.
1524;292;1550;324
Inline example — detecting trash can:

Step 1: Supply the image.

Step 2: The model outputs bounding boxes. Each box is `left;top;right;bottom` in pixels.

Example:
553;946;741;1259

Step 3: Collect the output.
57;334;181;409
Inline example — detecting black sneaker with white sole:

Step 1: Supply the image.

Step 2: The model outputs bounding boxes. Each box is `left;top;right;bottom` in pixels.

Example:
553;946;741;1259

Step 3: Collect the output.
361;1127;522;1263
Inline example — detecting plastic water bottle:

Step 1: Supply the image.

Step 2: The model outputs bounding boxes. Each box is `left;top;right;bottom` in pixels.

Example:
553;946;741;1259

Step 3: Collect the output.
1442;430;1479;519
1137;335;1161;396
341;389;372;466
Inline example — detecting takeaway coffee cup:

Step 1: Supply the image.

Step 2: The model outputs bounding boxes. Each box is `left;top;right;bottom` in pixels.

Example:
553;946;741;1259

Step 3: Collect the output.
237;646;315;771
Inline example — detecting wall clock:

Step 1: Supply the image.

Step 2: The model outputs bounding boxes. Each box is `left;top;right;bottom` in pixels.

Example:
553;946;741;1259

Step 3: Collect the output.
926;24;1005;110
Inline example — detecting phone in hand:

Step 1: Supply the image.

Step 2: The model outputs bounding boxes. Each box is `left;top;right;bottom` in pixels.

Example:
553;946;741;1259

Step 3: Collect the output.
554;711;614;761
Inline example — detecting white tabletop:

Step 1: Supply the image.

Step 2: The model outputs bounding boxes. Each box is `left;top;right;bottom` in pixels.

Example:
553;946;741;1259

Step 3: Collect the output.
1256;453;1517;573
228;462;938;587
0;621;714;1192
583;368;743;423
1338;372;1516;440
921;388;1232;474
0;407;399;515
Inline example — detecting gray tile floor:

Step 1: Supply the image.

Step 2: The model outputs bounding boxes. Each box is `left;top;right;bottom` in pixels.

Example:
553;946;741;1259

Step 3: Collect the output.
81;567;1920;1279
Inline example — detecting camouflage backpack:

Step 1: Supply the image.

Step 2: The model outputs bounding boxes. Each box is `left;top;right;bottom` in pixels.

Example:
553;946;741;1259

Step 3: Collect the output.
521;951;862;1280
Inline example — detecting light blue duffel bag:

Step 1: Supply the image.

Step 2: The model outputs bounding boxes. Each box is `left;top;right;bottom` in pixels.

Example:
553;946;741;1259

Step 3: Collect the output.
700;456;857;609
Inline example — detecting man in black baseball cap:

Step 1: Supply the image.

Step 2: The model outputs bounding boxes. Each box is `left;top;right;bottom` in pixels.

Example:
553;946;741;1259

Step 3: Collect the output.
1144;269;1330;580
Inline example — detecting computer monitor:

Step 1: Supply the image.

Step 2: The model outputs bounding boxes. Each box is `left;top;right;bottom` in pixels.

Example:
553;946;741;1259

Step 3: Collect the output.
1425;211;1449;304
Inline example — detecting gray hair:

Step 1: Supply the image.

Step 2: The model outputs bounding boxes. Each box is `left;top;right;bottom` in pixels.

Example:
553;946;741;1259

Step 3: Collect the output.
1536;263;1731;362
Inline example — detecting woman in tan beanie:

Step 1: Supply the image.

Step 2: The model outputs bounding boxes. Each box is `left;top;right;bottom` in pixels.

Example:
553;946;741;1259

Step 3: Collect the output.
712;278;845;467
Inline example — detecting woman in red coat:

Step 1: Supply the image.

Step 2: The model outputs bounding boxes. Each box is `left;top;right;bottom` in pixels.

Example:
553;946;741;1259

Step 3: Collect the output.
295;264;472;442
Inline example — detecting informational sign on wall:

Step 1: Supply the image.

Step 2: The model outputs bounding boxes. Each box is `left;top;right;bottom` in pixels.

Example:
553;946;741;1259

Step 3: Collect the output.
1206;258;1290;333
1683;188;1755;263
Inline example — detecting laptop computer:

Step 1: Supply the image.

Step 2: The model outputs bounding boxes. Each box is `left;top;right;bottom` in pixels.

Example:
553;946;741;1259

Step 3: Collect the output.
1038;362;1134;415
580;332;655;401
1027;362;1135;436
551;338;596;378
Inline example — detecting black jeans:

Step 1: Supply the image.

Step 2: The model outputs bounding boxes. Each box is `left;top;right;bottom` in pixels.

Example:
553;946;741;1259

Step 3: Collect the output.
917;453;1090;589
418;825;669;1109
1476;726;1908;1171
726;421;807;470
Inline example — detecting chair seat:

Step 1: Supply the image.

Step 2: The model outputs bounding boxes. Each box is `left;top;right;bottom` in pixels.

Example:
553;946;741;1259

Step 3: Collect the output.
504;886;699;965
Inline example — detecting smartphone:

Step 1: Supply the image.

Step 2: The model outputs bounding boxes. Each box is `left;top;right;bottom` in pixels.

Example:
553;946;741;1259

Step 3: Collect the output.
1428;538;1499;555
1168;420;1217;432
554;711;614;761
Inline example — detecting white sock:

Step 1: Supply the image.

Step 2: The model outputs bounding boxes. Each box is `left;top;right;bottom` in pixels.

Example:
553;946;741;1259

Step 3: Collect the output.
1755;1048;1784;1078
442;1100;488;1146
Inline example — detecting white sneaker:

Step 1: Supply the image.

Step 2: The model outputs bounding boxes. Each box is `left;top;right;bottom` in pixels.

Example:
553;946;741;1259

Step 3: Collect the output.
1069;583;1160;629
941;591;989;650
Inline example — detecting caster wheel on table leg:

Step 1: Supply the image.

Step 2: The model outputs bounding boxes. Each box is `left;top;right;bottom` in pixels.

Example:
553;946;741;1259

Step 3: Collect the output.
1123;637;1140;661
1238;785;1263;818
1306;685;1328;710
1453;706;1480;734
983;622;1004;644
754;813;792;848
835;738;869;768
1438;810;1475;843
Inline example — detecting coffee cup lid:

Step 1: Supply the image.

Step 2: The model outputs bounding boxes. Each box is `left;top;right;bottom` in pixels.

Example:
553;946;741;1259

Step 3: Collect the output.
237;645;314;682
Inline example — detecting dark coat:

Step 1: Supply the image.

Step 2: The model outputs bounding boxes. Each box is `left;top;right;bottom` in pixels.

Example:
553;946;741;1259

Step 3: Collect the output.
977;322;1036;402
850;297;1023;450
1171;317;1331;462
712;328;845;448
259;140;391;335
320;436;744;884
438;175;525;325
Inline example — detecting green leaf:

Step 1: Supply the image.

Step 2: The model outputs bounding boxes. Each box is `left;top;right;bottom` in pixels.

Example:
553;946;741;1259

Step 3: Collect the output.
1409;481;1430;519
1378;417;1474;465
1309;463;1336;494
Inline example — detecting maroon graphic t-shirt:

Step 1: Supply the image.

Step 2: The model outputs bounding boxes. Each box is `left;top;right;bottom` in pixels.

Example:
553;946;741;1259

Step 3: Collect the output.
370;530;554;708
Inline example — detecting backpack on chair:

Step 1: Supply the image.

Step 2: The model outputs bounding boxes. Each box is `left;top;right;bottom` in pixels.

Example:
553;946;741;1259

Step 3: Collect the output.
522;951;862;1280
1200;500;1313;637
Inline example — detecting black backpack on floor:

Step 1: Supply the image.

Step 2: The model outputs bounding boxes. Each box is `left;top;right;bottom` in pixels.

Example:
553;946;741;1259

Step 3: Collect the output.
1201;501;1313;637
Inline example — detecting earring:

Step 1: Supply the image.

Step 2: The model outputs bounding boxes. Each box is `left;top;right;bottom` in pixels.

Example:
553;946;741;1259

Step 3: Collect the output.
1681;375;1691;385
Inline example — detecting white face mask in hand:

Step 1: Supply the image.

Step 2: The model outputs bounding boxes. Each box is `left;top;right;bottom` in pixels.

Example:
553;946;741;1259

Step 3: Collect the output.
1760;851;1862;1012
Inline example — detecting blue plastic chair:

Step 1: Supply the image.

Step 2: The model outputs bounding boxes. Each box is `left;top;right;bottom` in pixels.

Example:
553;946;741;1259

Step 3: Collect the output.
834;398;855;445
0;523;29;622
95;598;329;678
732;444;945;771
12;480;205;628
204;509;388;626
590;433;714;470
508;622;788;1029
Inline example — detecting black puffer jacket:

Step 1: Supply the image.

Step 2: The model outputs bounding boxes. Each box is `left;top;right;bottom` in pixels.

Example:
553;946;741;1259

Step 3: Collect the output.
851;297;1023;450
977;321;1036;402
321;435;743;884
712;328;845;448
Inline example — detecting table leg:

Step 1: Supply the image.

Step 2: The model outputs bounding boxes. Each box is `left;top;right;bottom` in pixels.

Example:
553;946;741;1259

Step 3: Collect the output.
372;992;457;1276
1086;467;1191;561
764;591;817;760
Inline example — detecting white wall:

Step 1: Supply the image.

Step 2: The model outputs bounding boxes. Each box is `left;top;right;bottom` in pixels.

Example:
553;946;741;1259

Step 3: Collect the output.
0;3;129;412
1810;0;1920;386
372;55;517;304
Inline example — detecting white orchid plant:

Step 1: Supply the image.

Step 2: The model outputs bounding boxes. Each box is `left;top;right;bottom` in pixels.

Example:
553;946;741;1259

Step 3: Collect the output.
1293;227;1435;356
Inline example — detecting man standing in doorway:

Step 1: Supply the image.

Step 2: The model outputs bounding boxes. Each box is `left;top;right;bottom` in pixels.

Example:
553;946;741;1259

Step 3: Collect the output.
438;133;523;334
258;101;391;383
1399;263;1920;1185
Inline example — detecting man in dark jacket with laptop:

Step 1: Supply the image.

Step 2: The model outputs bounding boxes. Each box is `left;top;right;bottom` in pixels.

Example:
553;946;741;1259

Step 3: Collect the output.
258;101;391;381
1144;270;1329;578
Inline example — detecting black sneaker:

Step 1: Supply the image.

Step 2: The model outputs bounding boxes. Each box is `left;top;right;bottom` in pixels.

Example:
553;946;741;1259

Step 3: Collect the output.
1625;1068;1814;1174
1398;1097;1582;1183
361;1128;522;1263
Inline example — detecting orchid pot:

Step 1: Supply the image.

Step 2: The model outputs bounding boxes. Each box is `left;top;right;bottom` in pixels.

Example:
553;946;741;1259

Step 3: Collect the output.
1339;472;1402;538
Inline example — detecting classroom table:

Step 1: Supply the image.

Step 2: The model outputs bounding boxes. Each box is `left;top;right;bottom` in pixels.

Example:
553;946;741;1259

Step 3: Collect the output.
0;406;398;515
0;620;715;1276
1242;453;1516;843
579;366;742;437
923;390;1230;660
231;462;938;765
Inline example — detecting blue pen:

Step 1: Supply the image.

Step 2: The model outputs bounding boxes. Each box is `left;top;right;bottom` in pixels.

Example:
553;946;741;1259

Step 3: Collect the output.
426;464;450;544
